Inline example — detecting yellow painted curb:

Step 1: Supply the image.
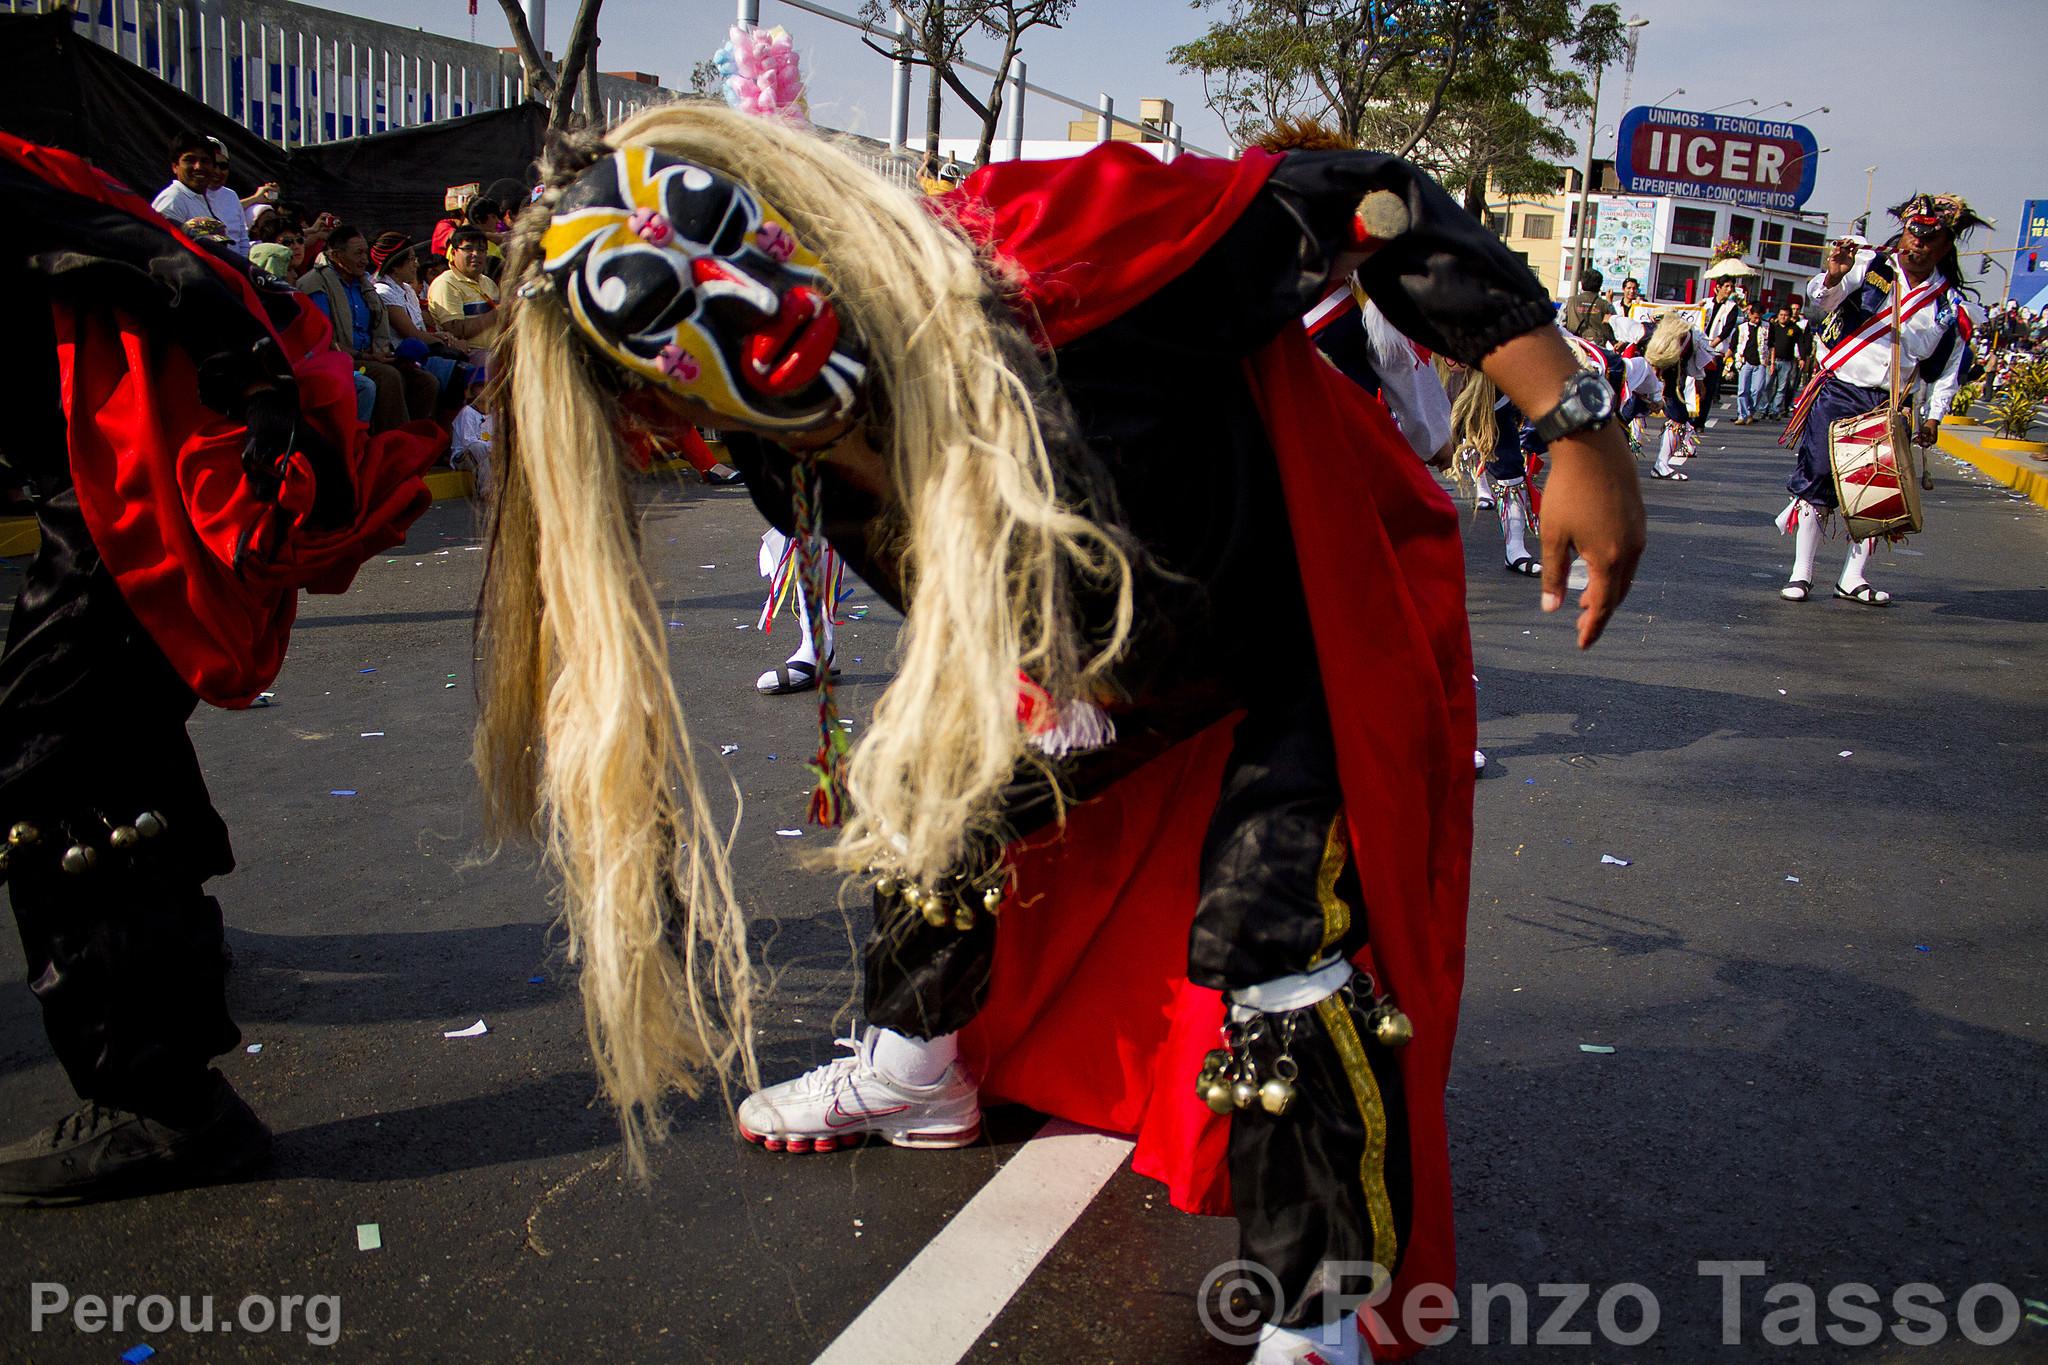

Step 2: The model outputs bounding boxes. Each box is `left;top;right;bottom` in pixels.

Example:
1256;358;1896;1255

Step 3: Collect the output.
1940;414;1979;426
1936;430;2048;511
1982;436;2048;454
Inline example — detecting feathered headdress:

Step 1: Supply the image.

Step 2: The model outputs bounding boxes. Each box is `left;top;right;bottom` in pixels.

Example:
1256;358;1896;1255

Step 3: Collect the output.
1890;193;1992;239
712;25;809;126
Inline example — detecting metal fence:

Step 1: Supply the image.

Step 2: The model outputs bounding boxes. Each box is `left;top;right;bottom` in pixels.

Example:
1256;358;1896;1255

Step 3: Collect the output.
1;0;675;147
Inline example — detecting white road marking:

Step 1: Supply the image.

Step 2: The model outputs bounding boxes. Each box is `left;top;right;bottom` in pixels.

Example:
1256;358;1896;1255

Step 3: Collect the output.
811;1118;1135;1365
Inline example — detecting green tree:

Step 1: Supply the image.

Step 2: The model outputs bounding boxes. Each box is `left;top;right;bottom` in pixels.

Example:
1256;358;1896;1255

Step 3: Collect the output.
1171;0;1626;218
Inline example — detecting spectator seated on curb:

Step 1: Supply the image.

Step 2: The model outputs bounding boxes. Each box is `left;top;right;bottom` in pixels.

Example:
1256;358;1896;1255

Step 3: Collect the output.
368;232;479;391
297;223;438;433
246;211;296;280
426;226;501;347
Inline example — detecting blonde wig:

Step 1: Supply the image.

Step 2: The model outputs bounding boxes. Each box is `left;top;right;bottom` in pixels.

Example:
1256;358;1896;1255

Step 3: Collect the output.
476;103;1133;1162
1644;312;1693;373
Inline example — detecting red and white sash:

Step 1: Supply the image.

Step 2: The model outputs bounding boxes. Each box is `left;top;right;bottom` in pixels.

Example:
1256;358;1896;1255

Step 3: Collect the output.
1782;270;1949;444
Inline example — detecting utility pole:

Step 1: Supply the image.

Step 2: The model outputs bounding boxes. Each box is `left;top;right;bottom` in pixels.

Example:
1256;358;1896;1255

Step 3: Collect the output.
1571;62;1602;294
1856;164;1877;237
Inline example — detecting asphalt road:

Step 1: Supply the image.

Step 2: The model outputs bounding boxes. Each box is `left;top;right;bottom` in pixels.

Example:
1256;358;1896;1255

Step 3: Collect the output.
0;414;2042;1364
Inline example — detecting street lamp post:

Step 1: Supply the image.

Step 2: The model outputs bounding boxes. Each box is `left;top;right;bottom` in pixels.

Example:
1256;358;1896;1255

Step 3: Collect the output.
1571;17;1650;293
1857;165;1879;237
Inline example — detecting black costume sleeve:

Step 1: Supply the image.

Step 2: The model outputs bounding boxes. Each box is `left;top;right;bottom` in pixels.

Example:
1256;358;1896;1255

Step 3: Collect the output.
2;156;296;419
1263;150;1558;367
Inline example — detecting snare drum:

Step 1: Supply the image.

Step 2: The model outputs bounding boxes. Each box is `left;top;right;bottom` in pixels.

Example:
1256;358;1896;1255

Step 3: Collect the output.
1828;405;1923;540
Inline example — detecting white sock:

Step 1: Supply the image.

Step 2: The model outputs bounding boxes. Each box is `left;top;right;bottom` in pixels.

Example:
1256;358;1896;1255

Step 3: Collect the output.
1839;535;1874;591
1791;502;1820;584
870;1028;958;1089
1472;466;1495;503
1654;425;1678;475
1498;478;1535;565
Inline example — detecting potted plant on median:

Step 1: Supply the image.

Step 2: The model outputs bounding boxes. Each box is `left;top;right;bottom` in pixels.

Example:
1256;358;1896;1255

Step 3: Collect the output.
1983;357;2048;453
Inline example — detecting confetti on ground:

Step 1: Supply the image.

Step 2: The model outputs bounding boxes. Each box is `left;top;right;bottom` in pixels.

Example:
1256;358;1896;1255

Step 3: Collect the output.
443;1019;489;1038
2026;1299;2048;1313
1785;876;1800;883
1600;854;1631;867
330;790;358;797
254;691;276;706
734;623;750;630
1524;778;1535;785
1914;945;1932;953
358;668;377;674
775;829;803;837
120;1347;155;1364
2028;1314;2048;1328
766;754;777;761
700;564;716;569
1579;1044;1615;1054
668;621;684;629
1777;689;1787;695
527;975;546;985
720;744;740;755
356;1223;382;1252
444;682;456;689
361;731;384;738
1838;750;1853;758
246;1043;263;1054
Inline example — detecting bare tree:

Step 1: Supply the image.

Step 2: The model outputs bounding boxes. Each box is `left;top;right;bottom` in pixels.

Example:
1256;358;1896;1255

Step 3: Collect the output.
859;0;1077;167
493;0;607;131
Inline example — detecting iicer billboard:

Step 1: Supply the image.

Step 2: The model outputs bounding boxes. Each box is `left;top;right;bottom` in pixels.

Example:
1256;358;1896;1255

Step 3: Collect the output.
1613;106;1820;211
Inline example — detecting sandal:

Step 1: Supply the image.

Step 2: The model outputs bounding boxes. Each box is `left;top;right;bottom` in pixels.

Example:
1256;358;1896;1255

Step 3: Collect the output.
1504;556;1542;576
1779;579;1811;602
756;660;840;694
1834;583;1892;607
1474;496;1496;510
1649;469;1690;481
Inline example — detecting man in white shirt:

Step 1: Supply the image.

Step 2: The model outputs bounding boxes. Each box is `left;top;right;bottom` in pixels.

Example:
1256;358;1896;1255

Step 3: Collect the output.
202;140;276;257
148;129;214;231
1774;194;1986;606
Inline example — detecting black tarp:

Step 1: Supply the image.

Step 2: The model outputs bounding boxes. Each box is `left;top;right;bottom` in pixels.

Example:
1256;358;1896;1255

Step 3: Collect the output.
0;11;544;243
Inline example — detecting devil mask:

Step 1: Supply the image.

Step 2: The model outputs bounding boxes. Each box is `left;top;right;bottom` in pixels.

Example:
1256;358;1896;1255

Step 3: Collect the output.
540;146;868;430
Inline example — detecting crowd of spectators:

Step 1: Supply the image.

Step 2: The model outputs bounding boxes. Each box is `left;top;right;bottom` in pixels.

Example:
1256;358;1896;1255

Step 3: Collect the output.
150;127;508;483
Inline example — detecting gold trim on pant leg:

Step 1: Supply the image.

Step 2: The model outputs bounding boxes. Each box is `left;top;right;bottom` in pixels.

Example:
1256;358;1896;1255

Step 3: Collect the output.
1314;994;1398;1276
1313;813;1349;961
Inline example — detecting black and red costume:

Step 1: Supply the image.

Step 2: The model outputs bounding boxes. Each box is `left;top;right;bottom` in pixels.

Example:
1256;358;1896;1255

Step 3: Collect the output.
0;134;439;1122
725;144;1550;1359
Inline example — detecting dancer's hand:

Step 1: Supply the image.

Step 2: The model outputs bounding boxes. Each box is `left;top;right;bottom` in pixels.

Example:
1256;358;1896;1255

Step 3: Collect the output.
1537;428;1645;650
1915;419;1939;448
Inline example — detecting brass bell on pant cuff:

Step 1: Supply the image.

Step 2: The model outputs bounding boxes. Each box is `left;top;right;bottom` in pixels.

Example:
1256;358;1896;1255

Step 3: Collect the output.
109;825;140;850
9;822;40;847
134;811;168;839
1202;1079;1235;1115
981;885;1004;916
1372;1006;1415;1048
1259;1076;1298;1116
61;844;98;875
873;875;898;898
1231;1079;1259;1110
951;904;976;932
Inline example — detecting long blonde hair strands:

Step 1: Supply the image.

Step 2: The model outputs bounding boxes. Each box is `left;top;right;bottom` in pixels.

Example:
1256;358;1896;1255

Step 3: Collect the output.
475;104;1133;1164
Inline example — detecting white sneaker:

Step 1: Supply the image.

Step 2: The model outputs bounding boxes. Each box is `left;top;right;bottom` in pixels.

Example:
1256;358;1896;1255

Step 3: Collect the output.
1473;749;1487;774
737;1028;982;1153
1249;1318;1362;1365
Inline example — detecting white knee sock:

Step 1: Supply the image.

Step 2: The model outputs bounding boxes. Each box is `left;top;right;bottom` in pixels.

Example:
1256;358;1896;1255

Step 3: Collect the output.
1790;501;1821;584
786;580;834;668
1654;425;1678;475
1472;465;1496;504
1498;478;1535;565
1839;535;1874;590
870;1028;958;1089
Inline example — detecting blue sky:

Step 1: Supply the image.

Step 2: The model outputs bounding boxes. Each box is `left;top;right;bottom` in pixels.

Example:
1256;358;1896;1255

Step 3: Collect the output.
326;0;2038;272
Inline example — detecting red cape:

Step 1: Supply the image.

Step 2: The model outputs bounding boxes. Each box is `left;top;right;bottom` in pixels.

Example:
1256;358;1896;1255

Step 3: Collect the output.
3;133;445;708
948;145;1474;1361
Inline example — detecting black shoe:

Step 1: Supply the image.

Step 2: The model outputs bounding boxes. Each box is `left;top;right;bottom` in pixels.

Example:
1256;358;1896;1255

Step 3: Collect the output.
0;1071;271;1207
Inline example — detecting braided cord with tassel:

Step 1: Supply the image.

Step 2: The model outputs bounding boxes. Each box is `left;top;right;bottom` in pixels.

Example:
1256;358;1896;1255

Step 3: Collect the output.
789;456;850;826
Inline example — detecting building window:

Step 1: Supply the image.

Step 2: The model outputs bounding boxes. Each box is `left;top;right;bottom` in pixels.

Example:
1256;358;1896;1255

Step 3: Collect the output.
1655;260;1698;302
1728;214;1756;253
1522;213;1555;240
1789;228;1826;269
1567;202;1599;238
1671;207;1717;249
1486;211;1509;235
1761;221;1785;259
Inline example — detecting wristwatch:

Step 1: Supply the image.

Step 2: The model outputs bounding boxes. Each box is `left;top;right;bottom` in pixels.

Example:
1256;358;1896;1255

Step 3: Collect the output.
1530;369;1616;443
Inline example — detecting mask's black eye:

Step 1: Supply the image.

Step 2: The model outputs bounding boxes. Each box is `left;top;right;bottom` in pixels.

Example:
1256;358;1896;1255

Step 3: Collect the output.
661;168;755;259
589;250;693;336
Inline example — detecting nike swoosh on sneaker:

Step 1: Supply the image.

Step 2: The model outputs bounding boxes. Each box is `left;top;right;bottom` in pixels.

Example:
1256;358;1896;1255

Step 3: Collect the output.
824;1099;911;1129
